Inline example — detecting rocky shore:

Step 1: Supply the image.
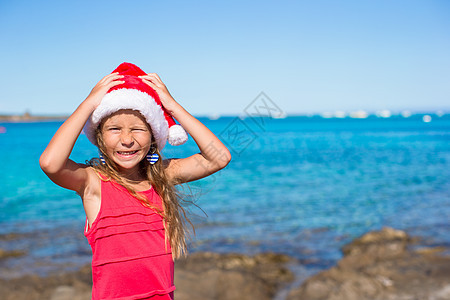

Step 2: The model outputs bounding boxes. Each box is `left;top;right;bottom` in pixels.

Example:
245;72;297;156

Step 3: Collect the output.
289;227;450;300
0;227;449;300
0;252;294;300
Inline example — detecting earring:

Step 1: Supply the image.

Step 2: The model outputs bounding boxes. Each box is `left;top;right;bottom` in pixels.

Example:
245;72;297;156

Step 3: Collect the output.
99;152;106;164
147;152;159;164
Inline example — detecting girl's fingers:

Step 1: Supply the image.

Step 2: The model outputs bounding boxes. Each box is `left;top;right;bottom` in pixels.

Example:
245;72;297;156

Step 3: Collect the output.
141;78;157;89
147;73;163;84
99;72;120;83
102;74;124;85
139;73;163;85
108;80;125;88
141;78;161;89
139;74;156;81
91;74;123;94
107;74;124;81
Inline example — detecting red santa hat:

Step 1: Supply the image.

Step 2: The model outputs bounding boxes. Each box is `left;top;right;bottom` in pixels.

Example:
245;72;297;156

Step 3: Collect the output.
84;62;188;149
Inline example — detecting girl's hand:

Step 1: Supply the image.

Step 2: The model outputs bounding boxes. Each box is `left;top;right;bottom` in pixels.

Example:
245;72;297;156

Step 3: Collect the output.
139;73;178;114
85;72;124;109
139;73;231;185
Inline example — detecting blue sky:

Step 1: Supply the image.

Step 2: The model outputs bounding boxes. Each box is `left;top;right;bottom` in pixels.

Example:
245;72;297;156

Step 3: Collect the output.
1;0;449;116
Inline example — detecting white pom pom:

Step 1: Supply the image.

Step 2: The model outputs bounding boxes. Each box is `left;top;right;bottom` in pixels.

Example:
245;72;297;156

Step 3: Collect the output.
168;124;188;146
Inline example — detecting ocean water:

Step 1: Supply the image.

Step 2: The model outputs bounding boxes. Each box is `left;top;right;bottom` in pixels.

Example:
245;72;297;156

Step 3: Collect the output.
0;114;449;276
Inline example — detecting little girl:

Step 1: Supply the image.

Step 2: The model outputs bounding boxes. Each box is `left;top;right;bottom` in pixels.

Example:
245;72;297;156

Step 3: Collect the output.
40;62;231;299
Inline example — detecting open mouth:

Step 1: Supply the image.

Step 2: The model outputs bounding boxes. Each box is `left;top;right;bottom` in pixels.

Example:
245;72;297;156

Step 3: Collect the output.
116;150;139;157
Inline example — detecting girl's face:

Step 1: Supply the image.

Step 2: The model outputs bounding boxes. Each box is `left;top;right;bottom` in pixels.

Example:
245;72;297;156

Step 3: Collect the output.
100;109;152;174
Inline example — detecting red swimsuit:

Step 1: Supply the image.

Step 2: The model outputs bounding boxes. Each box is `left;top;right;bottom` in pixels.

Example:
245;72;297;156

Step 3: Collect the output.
85;179;175;299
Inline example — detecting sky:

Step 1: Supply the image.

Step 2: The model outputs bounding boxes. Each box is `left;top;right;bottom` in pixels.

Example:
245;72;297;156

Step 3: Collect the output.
0;0;449;116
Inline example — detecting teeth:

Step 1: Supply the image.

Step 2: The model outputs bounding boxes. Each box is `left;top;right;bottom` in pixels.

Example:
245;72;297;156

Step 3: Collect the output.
117;150;138;155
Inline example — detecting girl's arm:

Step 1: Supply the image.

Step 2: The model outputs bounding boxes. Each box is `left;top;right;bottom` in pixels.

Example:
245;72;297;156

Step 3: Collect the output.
140;74;231;184
39;73;124;193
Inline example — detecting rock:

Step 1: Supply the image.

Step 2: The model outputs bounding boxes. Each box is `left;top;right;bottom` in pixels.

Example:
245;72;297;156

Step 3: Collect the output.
175;252;294;300
0;252;294;300
336;227;411;270
51;286;77;300
0;265;92;300
0;233;25;241
50;285;92;300
414;246;447;255
341;226;410;259
433;284;450;300
288;227;450;300
0;248;26;259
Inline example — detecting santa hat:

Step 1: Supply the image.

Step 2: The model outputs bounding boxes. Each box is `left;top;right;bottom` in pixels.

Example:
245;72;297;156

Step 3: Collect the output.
84;62;188;150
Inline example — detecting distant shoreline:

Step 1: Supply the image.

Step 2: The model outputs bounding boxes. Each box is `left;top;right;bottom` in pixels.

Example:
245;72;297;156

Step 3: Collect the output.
1;110;448;124
0;114;68;123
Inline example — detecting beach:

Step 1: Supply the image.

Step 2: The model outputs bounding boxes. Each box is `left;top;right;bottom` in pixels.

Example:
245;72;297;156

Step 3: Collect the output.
0;115;449;299
1;227;449;299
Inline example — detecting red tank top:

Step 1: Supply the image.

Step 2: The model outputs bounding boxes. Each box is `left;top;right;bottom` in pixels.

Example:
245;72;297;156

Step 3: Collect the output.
84;178;175;300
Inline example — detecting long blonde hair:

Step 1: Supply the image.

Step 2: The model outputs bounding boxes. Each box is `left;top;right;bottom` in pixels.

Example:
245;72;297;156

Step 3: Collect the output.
89;124;193;259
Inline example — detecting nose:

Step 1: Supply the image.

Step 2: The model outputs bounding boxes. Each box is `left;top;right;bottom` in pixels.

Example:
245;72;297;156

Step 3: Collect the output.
120;131;134;147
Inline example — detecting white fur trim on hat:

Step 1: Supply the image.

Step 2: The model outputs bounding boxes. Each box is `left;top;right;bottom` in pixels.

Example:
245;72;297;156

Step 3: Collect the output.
84;88;169;150
169;124;188;146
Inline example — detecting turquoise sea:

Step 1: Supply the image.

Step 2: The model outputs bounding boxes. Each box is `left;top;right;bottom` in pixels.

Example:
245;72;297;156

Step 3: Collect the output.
0;114;449;277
